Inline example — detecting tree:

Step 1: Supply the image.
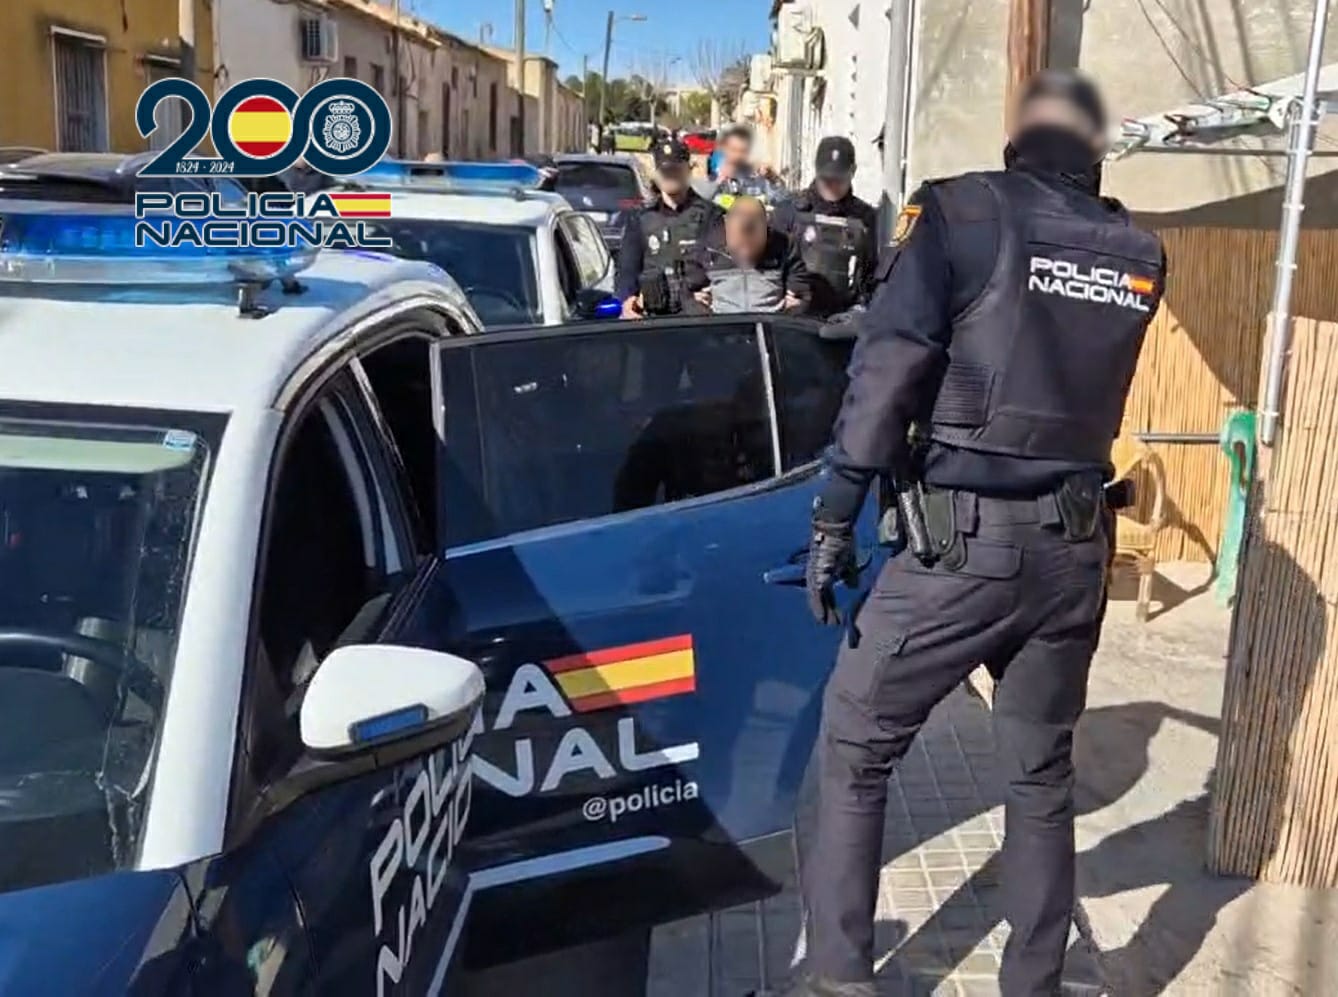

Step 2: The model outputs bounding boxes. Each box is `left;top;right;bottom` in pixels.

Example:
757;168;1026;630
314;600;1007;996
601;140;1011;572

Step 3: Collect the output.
680;91;713;128
563;74;583;93
691;38;752;116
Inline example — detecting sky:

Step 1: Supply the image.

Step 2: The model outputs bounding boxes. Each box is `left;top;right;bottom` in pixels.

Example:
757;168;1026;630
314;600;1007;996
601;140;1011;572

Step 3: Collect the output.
414;0;769;84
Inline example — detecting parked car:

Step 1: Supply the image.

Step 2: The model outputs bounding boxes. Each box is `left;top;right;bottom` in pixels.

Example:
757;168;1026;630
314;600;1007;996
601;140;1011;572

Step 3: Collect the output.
0;152;248;203
682;130;717;156
551;153;657;252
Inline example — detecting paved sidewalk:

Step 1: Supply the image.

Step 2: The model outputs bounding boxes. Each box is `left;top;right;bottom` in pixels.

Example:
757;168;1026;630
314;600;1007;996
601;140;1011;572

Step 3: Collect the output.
650;562;1338;995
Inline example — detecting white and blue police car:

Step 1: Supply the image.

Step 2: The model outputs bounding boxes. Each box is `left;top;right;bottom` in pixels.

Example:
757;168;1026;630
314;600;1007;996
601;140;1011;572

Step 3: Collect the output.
0;206;486;994
0;183;876;993
338;161;621;328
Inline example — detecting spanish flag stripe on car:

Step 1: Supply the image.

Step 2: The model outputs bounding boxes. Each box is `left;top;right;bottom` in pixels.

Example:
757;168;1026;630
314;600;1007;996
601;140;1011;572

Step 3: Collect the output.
545;635;696;712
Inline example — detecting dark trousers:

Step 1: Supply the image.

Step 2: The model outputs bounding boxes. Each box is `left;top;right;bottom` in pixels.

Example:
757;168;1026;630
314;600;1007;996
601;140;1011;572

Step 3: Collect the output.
799;501;1109;995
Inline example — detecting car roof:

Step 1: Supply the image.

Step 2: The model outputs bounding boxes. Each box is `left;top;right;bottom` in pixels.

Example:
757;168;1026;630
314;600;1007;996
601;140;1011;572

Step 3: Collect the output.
374;189;568;226
4;152;138;183
0;253;471;414
553;153;641;168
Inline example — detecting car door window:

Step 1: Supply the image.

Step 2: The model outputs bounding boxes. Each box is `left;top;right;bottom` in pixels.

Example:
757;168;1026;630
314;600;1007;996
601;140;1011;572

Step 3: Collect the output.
243;378;396;787
554;224;582;307
559;213;610;287
770;320;853;469
438;321;778;546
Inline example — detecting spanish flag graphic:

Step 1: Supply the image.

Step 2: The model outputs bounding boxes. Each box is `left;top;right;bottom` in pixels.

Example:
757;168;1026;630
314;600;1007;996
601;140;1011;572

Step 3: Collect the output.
545;635;696;713
1128;275;1157;295
227;96;293;158
327;192;393;218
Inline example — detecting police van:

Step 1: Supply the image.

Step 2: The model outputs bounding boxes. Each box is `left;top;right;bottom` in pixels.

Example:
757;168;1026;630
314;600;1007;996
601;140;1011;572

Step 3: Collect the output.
0;191;874;992
340;161;622;328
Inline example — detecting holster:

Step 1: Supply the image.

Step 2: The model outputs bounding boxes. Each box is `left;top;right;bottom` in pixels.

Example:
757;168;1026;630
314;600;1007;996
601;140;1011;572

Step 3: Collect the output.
922;487;967;570
1055;472;1104;542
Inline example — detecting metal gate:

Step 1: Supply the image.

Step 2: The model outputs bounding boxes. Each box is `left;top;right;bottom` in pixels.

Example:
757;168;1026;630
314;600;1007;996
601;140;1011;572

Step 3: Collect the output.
53;32;108;152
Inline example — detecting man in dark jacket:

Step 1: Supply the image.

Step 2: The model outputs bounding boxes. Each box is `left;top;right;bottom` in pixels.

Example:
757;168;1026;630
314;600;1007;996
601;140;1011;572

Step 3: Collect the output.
683;197;811;314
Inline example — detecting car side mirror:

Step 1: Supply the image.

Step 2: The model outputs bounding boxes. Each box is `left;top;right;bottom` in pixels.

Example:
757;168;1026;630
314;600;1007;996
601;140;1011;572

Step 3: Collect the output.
574;287;621;320
300;644;484;756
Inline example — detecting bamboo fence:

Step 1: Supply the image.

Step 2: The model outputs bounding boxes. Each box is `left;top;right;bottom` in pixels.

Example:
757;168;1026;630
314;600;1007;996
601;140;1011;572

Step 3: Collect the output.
1120;226;1338;562
1207;315;1338;885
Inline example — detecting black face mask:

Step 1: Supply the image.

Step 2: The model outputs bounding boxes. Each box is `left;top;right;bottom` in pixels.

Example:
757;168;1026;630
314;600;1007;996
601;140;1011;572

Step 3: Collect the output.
1005;124;1102;192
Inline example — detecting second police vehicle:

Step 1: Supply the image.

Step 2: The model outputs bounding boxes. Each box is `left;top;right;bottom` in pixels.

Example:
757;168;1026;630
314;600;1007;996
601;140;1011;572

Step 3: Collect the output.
0;161;878;993
339;161;622;328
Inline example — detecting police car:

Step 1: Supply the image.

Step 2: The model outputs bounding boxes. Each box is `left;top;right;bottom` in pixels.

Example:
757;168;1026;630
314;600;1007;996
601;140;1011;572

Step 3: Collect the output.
0;193;876;990
340;161;621;328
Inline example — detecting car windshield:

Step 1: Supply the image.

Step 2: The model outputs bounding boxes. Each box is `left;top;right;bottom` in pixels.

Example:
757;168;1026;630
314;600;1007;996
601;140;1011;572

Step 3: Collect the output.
370;220;542;327
0;415;210;895
554;163;641;212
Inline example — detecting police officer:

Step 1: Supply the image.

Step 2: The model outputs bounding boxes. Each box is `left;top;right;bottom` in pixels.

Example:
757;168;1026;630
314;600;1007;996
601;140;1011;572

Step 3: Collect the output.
771;136;878;318
615;136;723;318
792;70;1167;996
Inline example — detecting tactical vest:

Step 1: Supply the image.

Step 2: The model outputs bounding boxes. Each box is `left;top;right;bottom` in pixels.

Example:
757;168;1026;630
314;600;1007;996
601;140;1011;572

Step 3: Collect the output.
638;197;716;276
928;170;1162;464
792;197;872;311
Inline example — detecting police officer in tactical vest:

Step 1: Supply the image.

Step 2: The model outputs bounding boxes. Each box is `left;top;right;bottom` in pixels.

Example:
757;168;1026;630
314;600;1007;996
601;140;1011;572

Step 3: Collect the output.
771;136;878;318
790;71;1167;997
615;137;724;318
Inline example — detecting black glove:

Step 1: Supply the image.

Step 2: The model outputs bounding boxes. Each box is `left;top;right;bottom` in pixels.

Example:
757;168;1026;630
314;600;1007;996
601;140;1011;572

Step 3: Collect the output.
806;521;859;626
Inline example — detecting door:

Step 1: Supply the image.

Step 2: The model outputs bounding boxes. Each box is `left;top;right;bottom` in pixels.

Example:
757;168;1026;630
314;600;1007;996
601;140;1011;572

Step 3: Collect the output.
431;314;876;965
218;368;473;997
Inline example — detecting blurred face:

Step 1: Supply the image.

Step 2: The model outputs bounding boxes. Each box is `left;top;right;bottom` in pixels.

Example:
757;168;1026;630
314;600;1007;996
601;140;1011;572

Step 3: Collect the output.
724;203;767;261
720;133;751;170
816;174;852;201
657;162;691;196
1012;95;1105;159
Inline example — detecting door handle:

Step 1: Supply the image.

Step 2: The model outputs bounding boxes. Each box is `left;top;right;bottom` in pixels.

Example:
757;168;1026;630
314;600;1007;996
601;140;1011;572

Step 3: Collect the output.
763;548;874;587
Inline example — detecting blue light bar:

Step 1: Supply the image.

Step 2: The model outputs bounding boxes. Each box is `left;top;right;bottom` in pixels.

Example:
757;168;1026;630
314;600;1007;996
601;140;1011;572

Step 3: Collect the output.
0;203;315;285
349;159;543;194
594;297;622;319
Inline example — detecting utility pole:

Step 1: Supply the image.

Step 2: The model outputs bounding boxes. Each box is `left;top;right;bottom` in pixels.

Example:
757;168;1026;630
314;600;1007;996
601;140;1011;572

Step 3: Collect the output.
581;53;590;148
178;0;196;85
1006;0;1052;127
598;10;614;149
393;0;405;156
515;0;527;156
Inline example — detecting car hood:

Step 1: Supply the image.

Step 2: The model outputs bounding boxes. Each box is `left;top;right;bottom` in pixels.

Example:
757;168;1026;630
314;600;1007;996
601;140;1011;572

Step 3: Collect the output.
0;870;193;994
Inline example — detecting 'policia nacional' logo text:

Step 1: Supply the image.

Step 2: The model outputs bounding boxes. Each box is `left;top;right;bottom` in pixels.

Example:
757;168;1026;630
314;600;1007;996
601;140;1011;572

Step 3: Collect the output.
1028;256;1155;313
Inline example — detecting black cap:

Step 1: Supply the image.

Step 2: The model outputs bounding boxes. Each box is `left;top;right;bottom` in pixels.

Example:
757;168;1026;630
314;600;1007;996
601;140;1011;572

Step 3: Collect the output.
653;138;691;168
815;136;856;178
1018;69;1107;133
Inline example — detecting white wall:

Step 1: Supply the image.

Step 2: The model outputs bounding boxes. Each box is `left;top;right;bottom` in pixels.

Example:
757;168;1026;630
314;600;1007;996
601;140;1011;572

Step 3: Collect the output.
213;0;307;95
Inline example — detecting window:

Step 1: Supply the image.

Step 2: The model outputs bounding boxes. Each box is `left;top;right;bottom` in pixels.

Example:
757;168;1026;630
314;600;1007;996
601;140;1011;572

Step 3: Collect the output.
360;338;436;551
771;322;852;470
558;214;609;289
441;82;452;156
554;228;582;307
417;108;430;157
53;31;108;152
248;388;390;783
489;82;499;151
440;324;776;545
553;162;641;212
451;67;459;89
0;410;217;894
368;219;540;327
371;62;386;96
343;54;358;79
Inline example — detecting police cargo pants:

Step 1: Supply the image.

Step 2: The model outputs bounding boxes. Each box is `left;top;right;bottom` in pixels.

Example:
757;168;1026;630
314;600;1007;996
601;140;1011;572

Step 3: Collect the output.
799;502;1108;995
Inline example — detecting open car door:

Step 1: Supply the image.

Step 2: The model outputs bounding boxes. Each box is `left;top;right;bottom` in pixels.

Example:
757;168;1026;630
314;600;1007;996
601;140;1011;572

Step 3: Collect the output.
432;314;879;967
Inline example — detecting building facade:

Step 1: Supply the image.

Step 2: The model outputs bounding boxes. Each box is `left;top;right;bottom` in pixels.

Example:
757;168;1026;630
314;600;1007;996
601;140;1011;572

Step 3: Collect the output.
0;0;214;153
484;47;586;156
767;0;1338;218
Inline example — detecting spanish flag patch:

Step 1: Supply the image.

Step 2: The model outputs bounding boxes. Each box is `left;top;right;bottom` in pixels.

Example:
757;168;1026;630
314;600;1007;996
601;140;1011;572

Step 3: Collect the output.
893;204;922;245
545;635;696;712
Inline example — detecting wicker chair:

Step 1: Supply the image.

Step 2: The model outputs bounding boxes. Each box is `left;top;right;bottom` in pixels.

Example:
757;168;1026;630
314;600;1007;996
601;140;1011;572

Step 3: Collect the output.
1110;435;1169;622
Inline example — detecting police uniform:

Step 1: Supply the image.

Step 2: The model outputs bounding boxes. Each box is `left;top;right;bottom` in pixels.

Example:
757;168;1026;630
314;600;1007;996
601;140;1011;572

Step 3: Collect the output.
615;138;724;308
797;155;1167;994
772;137;878;318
